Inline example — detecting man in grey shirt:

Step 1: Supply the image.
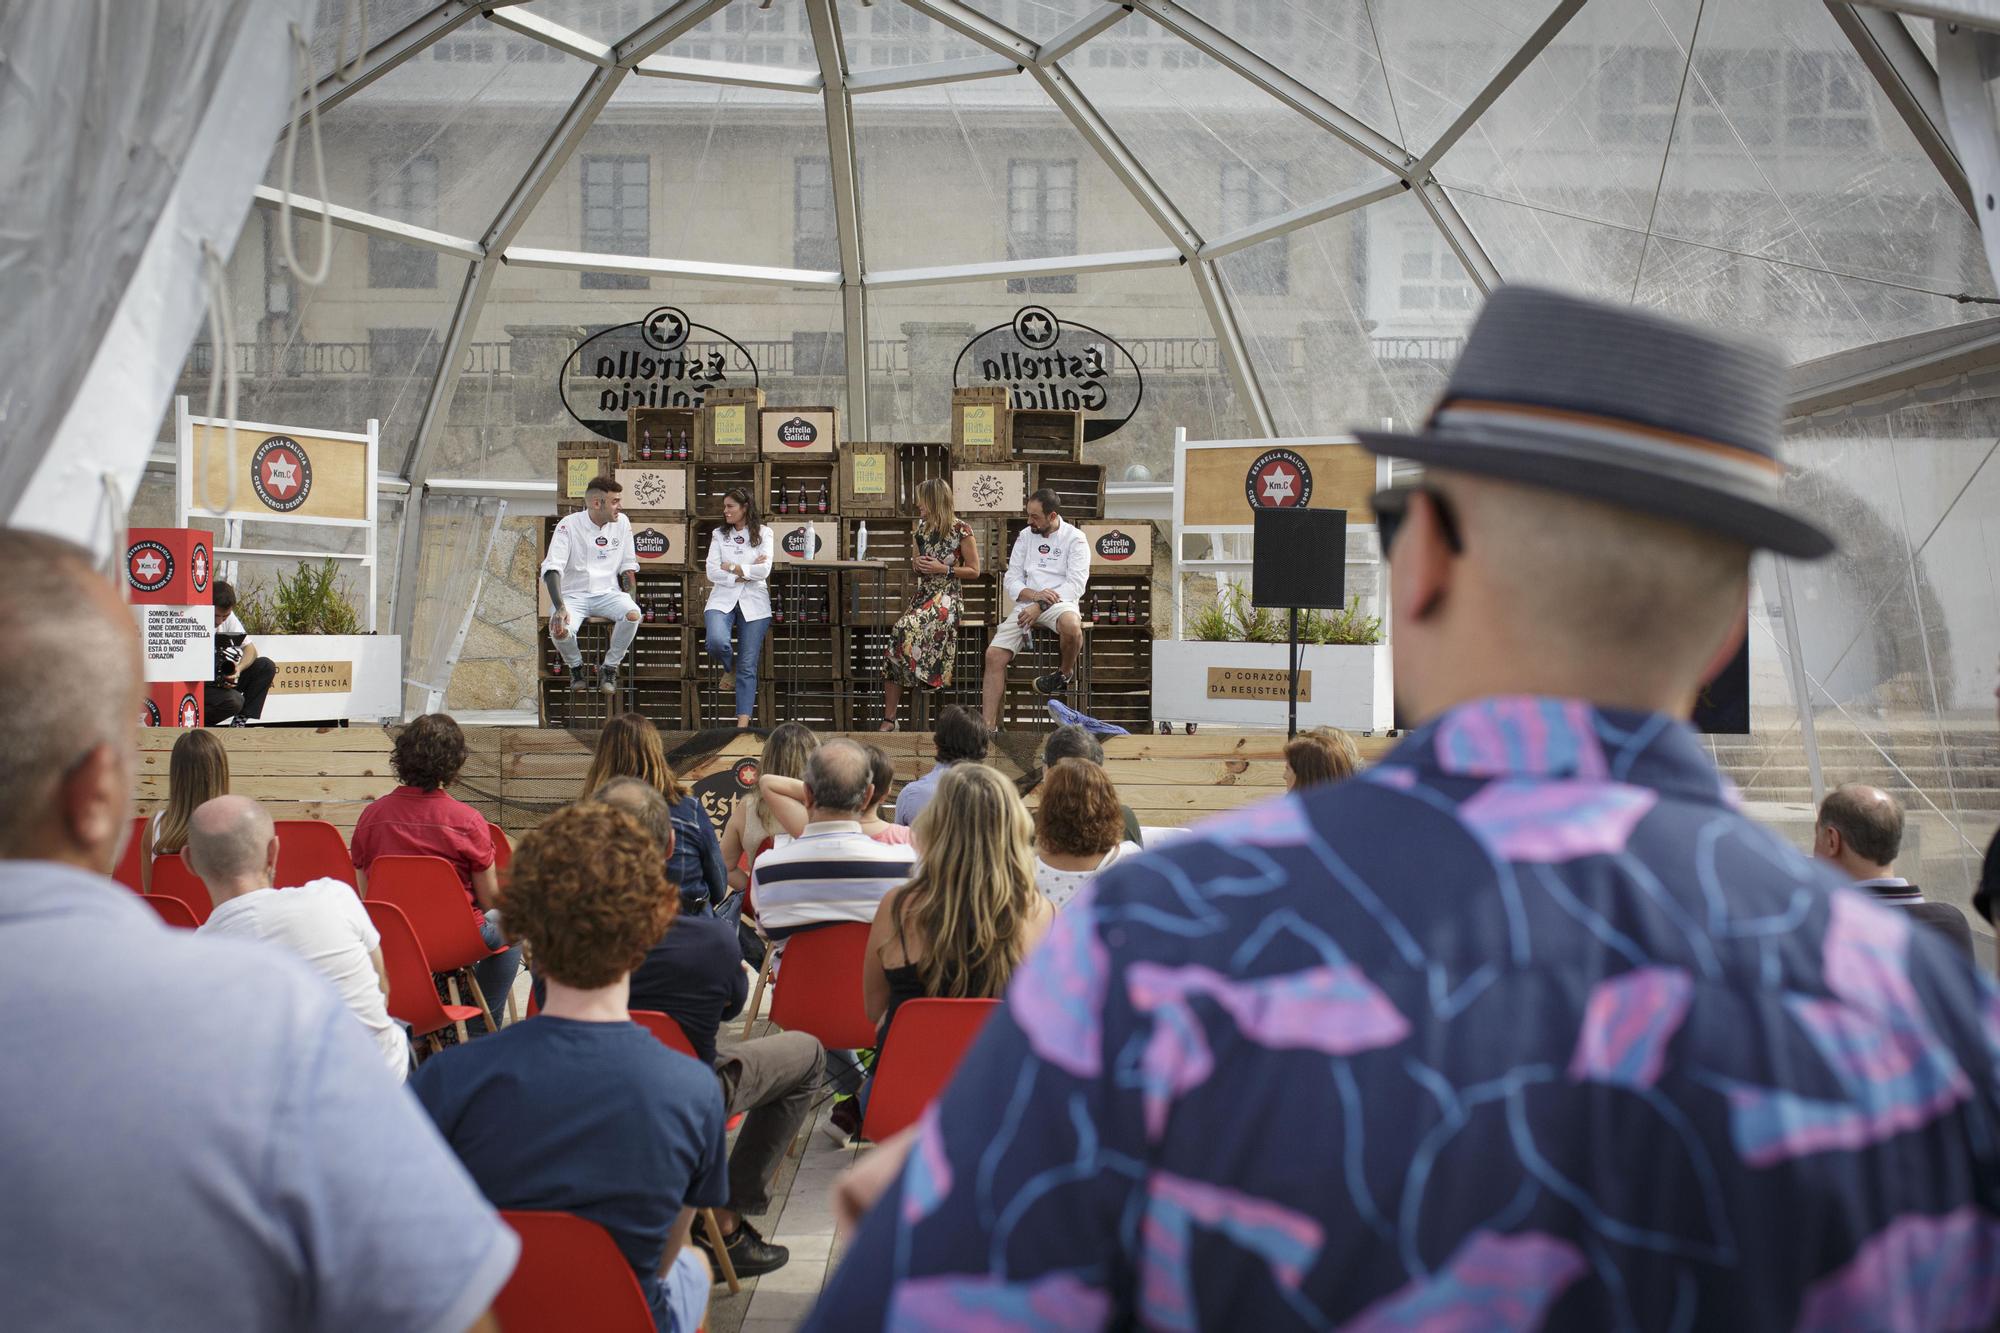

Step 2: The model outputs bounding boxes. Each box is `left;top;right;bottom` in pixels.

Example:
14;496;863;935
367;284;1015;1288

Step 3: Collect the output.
893;704;988;829
0;528;515;1332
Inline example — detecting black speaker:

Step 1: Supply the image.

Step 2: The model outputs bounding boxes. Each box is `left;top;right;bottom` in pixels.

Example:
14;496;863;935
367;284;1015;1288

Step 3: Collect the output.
1252;508;1346;609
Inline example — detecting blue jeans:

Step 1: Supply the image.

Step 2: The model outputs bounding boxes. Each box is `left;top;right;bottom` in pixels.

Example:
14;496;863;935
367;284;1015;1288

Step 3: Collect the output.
703;608;769;718
475;911;522;1031
649;1245;709;1333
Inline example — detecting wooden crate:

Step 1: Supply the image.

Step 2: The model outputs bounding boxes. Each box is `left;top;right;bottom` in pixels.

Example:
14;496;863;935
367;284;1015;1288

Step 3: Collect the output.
766;621;844;679
951;386;1011;464
767;459;838;519
699;386;763;462
634;569;694;628
1078;519;1152;570
770;514;839;565
840;568;912;627
844;516;919;566
614;464;688;519
934;632;994;719
627;406;698;464
842;626;894;682
760;406;838;458
556;441;617;504
1078;679;1152;730
769;567;841;630
1085;623;1152;680
954;465;1028;515
1031;461;1104;519
1010;408;1083;463
633;677;691;729
959;572;1002;629
839;442;899;517
628;624;692;680
691;462;767;519
630;519;690;569
895;442;954;510
540;679;618;729
767;681;849;731
684;677;774;730
1084;574;1153;628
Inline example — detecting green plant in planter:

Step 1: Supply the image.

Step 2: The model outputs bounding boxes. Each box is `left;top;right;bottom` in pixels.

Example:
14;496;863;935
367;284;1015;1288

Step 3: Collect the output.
239;560;363;635
1298;596;1383;646
1187;600;1235;641
1217;583;1283;643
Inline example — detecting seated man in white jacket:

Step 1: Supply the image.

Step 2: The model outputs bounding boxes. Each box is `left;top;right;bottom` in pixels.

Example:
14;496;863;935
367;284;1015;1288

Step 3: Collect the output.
982;487;1090;731
541;474;641;694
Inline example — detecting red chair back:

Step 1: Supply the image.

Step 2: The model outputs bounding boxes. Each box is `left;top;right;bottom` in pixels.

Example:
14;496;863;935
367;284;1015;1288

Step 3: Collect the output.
142;894;201;930
488;822;512;873
861;997;1000;1141
148;855;213;924
273;819;355;888
768;922;877;1050
113;816;148;892
495;1211;655;1333
629;1009;700;1059
366;855;494;974
364;900;481;1039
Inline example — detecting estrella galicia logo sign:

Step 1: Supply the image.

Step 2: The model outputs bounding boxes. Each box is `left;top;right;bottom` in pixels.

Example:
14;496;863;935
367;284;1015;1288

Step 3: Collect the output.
142;699;162;727
190;541;211;593
781;525;824;558
952;305;1143;443
1095;530;1136;561
1038;543;1052;555
686;757;762;838
633;528;670;559
1246;448;1313;509
250;435;313;512
126;540;174;593
595;535;609;548
178;694;201;728
775;416;818;448
561;306;760;445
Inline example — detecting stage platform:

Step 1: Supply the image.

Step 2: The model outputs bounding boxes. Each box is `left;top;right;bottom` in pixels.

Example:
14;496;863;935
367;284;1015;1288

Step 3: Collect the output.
138;725;1397;839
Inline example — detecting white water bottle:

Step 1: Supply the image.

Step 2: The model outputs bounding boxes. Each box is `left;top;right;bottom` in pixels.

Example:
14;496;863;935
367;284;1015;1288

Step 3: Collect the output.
856;520;869;562
806;518;818;562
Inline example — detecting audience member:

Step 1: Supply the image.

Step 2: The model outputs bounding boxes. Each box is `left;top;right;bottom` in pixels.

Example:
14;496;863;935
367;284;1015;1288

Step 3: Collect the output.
808;290;2000;1329
893;704;987;829
414;803;721;1333
585;713;727;912
755;742;912;845
1284;725;1362;790
751;740;917;940
0;528;513;1331
596;779;820;1280
189;795;409;1079
139;726;229;893
351;713;520;1026
1815;783;1973;959
1033;758;1141;910
720;721;818;899
1036;723;1142;846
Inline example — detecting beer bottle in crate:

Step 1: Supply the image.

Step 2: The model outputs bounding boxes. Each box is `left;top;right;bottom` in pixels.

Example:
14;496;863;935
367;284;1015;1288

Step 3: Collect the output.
639;426;654;461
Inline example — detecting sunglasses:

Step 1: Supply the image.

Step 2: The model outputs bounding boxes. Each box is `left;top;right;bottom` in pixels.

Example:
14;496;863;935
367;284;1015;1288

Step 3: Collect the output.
1371;485;1463;558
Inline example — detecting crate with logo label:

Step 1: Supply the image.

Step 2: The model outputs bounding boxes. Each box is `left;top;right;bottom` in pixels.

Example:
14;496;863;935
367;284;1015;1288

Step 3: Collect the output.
895;442;954;510
691;463;767;520
626;406;698;465
951;385;1011;464
760;406;838;459
839;442;900;517
766;460;837;521
628;519;689;570
555;442;618;509
683;676;774;730
614;464;688;522
698;386;763;463
1029;461;1103;518
769;567;841;636
1077;519;1152;571
1010;408;1083;464
953;465;1028;516
769;513;839;566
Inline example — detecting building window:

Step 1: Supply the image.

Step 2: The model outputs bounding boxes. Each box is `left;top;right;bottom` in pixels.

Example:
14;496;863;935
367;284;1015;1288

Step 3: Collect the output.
1007;158;1078;294
1689;50;1777;147
1599;47;1680;145
1786;52;1873;147
1219;162;1288;295
795;157;838;271
581;154;650;290
368;155;439;289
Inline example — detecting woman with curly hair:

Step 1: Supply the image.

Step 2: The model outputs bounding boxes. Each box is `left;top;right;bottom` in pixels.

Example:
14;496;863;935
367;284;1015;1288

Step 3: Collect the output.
584;713;727;913
351;713;519;1025
139;728;229;893
412;802;725;1333
1033;757;1141;910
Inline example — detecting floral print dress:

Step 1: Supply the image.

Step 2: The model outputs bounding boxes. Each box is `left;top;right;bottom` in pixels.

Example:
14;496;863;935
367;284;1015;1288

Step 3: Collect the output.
887;520;970;689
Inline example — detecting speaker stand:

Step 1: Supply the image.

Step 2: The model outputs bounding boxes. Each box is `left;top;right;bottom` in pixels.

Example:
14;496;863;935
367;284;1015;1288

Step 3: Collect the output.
1287;607;1300;740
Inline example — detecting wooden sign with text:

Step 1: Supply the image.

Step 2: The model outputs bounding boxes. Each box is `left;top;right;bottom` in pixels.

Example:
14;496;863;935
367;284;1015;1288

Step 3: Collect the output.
1206;666;1311;702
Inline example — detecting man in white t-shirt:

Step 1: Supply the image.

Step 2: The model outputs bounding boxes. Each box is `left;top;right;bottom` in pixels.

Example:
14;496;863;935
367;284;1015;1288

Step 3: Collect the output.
541;474;643;694
207;579;277;727
982;488;1090;730
189;795;410;1080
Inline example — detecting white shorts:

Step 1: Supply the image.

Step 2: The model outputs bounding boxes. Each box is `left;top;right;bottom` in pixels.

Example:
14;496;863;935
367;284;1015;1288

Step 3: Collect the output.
989;600;1080;655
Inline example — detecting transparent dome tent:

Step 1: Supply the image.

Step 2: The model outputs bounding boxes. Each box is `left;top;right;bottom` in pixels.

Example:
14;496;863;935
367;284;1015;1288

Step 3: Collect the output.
82;0;2000;912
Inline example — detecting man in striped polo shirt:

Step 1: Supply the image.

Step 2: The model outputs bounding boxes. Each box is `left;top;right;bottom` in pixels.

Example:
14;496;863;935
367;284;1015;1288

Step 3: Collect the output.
752;740;916;940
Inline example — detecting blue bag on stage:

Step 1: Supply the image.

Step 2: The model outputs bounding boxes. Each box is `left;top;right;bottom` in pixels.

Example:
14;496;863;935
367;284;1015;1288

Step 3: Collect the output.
1045;699;1128;737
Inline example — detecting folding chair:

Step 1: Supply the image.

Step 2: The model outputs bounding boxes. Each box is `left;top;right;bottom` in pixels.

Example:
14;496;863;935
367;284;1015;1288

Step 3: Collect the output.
113;816;148;892
142;894;201;930
148;855;213;924
629;1009;743;1295
860;998;1000;1142
366;854;514;1039
365;900;481;1056
273;819;355;888
496;1211;658;1333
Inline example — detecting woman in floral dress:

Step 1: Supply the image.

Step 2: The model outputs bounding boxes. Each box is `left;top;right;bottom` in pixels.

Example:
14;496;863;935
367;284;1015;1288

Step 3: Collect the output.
882;478;981;731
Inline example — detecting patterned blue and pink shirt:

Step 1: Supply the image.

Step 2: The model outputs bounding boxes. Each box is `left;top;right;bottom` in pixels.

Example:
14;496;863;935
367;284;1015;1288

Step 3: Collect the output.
809;696;2000;1331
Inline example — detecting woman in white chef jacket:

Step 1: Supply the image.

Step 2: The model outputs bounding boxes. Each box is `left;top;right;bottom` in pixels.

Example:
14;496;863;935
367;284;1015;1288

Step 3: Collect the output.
703;487;776;728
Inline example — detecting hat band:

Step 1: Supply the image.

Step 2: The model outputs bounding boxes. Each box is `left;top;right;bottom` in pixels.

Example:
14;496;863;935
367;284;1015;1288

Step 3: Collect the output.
1431;400;1785;487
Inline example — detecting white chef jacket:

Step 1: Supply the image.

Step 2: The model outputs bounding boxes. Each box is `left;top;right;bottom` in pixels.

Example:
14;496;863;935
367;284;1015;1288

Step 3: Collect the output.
1004;517;1090;608
540;510;639;599
705;523;776;620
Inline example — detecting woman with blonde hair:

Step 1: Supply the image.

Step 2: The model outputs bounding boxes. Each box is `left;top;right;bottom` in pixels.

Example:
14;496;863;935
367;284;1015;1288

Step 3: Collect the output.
881;476;980;732
1284;726;1362;791
720;721;819;898
140;729;230;892
753;742;911;846
583;712;726;912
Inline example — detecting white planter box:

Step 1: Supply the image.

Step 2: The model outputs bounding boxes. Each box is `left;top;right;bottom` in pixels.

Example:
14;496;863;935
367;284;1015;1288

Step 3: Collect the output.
248;635;402;723
1151;639;1392;732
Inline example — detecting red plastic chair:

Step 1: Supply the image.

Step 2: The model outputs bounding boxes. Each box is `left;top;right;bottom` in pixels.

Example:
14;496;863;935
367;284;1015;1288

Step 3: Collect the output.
142;894;201;929
364;900;481;1054
495;1211;658;1333
113;816;148;892
366;854;511;1036
767;922;877;1051
861;998;1000;1142
148;855;213;924
273;819;355;888
488;822;512;874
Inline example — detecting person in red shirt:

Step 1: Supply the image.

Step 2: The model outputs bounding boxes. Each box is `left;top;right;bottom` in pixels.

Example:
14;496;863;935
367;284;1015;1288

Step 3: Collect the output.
352;713;519;1030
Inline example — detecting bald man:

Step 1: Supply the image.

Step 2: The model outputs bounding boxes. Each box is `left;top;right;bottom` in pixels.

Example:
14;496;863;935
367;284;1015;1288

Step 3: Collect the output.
190;795;409;1077
0;529;512;1332
1815;782;1974;959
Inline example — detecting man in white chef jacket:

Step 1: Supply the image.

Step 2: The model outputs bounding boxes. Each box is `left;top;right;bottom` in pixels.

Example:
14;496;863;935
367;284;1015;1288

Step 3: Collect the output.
541;475;641;694
982;488;1089;730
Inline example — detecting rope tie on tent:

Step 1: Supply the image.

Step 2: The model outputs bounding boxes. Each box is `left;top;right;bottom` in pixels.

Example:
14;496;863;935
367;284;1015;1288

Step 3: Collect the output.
335;0;368;83
194;241;240;518
277;23;334;288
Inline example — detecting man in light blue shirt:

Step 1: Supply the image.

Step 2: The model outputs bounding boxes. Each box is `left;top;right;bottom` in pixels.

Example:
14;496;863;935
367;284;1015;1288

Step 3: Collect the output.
0;529;516;1333
892;704;988;829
